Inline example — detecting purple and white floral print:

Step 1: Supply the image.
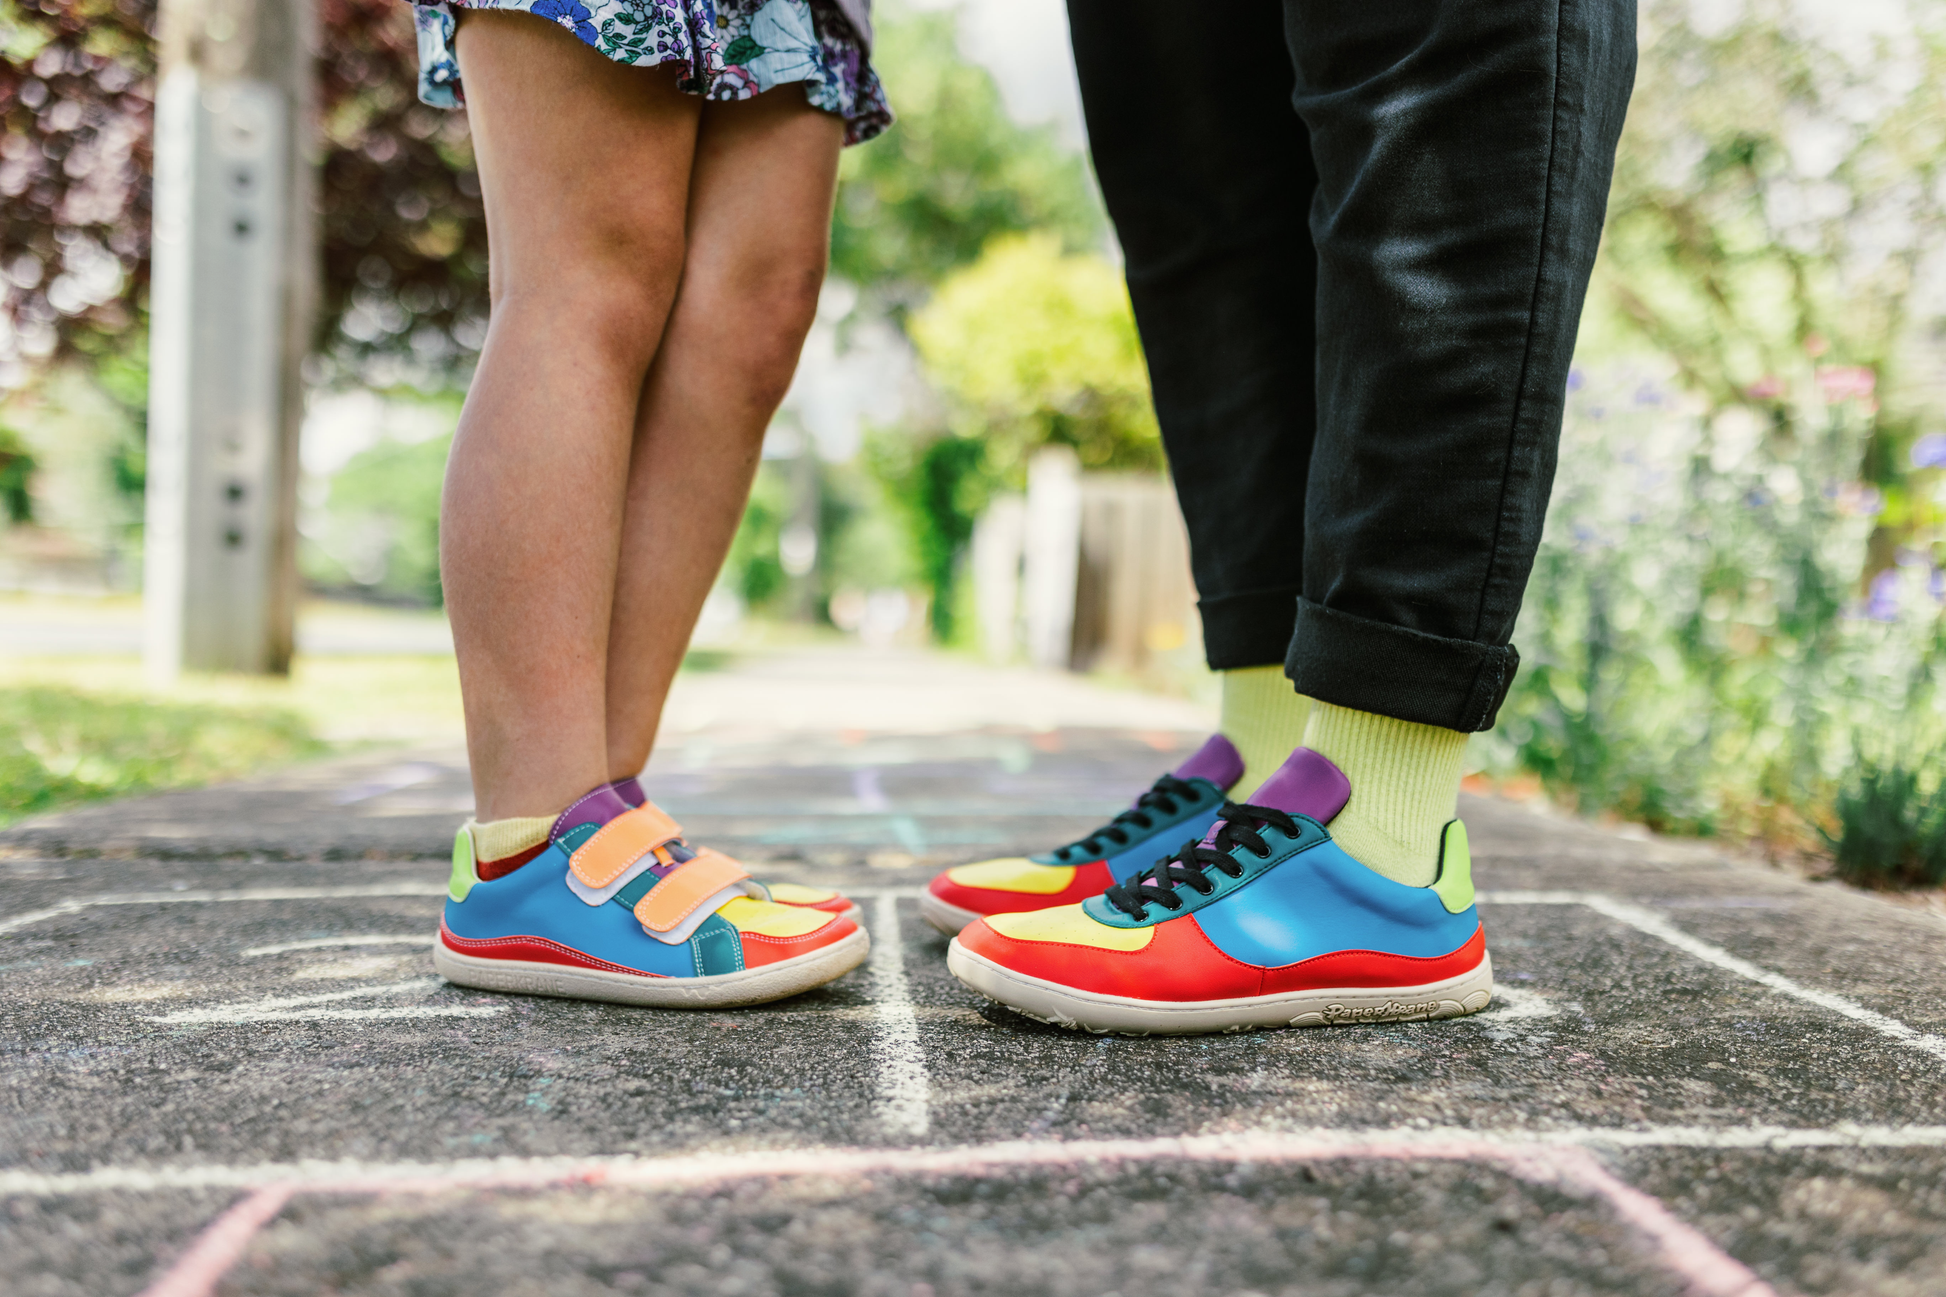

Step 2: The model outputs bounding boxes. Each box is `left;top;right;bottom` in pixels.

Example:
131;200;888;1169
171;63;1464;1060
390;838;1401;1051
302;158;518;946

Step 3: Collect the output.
411;0;891;146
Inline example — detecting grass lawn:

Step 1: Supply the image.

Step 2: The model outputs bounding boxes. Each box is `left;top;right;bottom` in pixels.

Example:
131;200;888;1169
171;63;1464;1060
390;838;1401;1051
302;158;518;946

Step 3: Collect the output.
0;654;466;826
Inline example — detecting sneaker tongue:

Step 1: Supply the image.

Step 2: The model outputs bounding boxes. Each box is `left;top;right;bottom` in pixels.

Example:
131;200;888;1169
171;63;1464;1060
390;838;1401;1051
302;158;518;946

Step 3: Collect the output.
550;784;634;843
1240;747;1351;823
1171;733;1245;792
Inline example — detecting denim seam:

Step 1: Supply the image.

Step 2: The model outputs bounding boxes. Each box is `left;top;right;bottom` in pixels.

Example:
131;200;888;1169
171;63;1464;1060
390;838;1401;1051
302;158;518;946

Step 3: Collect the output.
1471;0;1570;646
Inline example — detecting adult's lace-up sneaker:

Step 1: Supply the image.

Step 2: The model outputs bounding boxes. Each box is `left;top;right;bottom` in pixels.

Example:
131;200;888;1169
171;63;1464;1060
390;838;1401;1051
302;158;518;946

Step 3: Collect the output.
436;785;868;1008
919;734;1245;935
609;777;861;924
946;748;1492;1035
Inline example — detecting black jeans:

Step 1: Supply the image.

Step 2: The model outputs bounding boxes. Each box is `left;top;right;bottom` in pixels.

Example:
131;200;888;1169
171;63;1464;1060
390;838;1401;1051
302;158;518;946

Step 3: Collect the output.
1067;0;1635;731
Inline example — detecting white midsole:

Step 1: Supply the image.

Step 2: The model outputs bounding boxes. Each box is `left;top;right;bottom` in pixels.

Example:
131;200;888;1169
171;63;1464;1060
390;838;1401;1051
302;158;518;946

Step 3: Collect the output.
435;926;869;1009
947;939;1493;1036
918;891;983;936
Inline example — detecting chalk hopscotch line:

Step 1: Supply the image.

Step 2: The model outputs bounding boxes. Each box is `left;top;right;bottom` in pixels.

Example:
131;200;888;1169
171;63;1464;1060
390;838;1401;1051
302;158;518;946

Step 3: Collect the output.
0;882;450;937
240;935;435;958
39;1127;1946;1297
1479;891;1946;1063
147;978;504;1026
868;894;929;1138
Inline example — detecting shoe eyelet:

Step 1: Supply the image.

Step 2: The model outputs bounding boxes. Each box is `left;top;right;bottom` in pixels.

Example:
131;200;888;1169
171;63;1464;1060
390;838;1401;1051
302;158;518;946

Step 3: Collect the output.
1252;846;1271;859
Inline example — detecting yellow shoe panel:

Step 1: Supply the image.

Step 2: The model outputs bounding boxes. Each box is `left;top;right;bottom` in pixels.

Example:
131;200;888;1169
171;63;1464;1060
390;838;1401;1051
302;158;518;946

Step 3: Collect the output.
945;857;1078;895
718;895;834;938
985;904;1154;951
766;882;839;905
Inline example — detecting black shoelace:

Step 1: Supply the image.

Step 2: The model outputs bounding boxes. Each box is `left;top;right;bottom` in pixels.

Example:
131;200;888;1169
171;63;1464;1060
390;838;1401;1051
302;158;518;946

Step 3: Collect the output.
1048;775;1202;863
1103;800;1301;920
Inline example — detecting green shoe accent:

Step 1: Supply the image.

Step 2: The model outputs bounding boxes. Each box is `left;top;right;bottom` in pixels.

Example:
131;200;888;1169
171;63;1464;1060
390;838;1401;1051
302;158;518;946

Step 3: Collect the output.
1432;819;1473;914
448;826;477;902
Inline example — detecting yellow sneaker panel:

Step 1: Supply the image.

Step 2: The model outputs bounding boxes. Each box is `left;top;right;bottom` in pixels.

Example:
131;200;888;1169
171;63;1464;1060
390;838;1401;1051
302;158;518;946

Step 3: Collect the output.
766;882;839;905
985;903;1154;951
945;857;1078;895
717;895;835;938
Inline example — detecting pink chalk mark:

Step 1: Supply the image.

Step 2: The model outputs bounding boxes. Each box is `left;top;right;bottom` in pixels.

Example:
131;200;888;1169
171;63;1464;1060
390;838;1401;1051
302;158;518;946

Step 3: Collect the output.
136;1184;291;1297
135;1134;1775;1297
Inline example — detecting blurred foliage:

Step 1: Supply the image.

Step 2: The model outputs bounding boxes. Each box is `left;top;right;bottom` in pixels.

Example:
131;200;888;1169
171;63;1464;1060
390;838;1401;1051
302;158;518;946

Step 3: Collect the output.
0;683;322;823
910;233;1159;475
1824;749;1946;888
1591;0;1946;578
0;0;153;378
864;430;986;640
0;0;485;385
300;429;449;605
1475;0;1946;883
314;0;487;376
830;5;1103;312
0;421;34;522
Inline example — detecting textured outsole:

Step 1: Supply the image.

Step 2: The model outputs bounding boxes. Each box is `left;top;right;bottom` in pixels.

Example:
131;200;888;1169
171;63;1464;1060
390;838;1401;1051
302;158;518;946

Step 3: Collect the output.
946;940;1494;1036
918;891;982;936
435;926;870;1009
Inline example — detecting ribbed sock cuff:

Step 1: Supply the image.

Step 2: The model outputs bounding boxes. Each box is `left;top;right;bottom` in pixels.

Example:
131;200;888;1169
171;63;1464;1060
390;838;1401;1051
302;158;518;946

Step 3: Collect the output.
468;814;554;863
1302;701;1466;887
1219;665;1314;800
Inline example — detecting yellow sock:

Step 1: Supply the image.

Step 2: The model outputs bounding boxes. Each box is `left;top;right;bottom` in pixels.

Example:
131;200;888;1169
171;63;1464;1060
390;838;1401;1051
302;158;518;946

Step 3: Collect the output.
466;814;554;863
1220;666;1314;800
1302;701;1466;887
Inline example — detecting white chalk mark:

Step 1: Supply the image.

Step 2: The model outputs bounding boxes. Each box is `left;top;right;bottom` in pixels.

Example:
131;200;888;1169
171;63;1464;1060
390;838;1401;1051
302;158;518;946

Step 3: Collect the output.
19;1130;1847;1297
146;977;502;1026
0;899;86;937
867;894;930;1138
1478;890;1946;1064
241;935;435;957
850;767;891;812
330;763;444;806
11;1124;1946;1198
1480;985;1558;1020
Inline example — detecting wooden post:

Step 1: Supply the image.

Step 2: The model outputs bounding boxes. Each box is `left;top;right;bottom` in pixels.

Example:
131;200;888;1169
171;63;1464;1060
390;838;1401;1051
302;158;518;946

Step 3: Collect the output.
144;0;314;677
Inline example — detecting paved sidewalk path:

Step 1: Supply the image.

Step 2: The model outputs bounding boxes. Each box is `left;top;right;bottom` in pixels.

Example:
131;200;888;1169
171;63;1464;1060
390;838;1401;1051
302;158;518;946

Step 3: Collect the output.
4;659;1945;1296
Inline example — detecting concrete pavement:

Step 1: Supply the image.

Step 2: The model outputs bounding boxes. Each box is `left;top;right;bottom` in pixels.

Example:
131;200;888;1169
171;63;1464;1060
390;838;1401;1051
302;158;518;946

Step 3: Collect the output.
3;649;1945;1297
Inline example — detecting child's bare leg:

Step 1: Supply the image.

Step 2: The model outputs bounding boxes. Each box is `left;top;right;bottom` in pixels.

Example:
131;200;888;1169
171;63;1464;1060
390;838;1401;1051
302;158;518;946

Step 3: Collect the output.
441;13;701;820
602;92;844;779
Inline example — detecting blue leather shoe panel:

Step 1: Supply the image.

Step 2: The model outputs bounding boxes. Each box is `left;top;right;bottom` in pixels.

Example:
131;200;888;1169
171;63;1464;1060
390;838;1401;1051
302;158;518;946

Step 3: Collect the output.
1192;839;1481;966
1102;805;1223;882
443;843;695;978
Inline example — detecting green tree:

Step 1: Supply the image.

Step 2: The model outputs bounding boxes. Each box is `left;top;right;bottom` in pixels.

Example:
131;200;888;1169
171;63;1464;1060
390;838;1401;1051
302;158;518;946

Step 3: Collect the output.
830;5;1105;309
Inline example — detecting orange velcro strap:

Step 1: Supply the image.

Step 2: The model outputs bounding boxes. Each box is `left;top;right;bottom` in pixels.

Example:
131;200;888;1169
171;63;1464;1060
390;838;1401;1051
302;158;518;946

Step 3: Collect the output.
568;802;683;890
633;847;750;934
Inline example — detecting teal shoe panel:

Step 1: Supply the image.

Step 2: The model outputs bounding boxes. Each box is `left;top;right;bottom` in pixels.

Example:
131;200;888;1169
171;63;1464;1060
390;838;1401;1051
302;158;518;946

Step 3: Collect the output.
1192;838;1480;966
443;843;697;978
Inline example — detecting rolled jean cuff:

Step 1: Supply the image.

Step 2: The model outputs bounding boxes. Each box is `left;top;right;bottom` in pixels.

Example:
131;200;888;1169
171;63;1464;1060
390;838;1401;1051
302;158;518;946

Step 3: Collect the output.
1283;598;1520;732
1198;585;1303;670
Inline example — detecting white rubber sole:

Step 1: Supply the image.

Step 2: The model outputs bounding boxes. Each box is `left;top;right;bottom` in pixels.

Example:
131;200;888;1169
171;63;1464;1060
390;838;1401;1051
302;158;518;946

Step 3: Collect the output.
435;926;870;1009
919;891;983;936
947;940;1494;1036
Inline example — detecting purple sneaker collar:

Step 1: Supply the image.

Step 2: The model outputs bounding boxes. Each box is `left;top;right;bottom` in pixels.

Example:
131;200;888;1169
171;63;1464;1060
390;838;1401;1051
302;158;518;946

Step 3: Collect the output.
550;784;634;841
1172;733;1245;792
1239;747;1352;823
610;776;646;808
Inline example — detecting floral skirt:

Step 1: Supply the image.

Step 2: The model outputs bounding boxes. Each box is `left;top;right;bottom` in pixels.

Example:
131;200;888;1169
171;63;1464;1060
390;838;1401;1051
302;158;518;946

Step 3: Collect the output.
412;0;891;146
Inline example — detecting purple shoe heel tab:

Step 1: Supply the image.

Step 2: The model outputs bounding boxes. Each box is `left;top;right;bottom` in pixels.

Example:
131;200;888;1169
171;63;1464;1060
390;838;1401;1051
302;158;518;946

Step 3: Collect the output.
1245;747;1352;825
550;784;635;841
610;776;646;808
1173;733;1246;792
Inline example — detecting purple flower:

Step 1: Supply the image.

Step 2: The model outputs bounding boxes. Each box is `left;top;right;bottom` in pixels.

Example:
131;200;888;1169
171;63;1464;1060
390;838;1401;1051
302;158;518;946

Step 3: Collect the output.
532;0;598;44
1911;433;1946;469
1566;368;1585;391
1866;569;1901;622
